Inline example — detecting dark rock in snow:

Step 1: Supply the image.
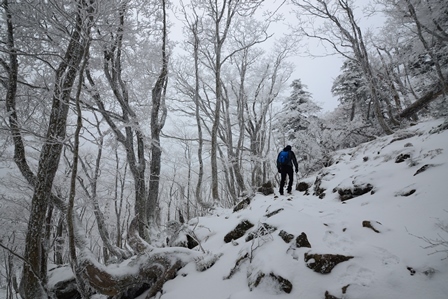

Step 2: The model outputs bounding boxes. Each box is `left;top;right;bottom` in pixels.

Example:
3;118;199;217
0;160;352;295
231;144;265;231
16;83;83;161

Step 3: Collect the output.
233;197;251;212
362;220;382;233
313;175;327;199
278;230;294;243
395;153;411;163
296;232;312;248
257;180;274;195
265;208;284;218
413;164;431;176
401;189;416;196
224;220;254;243
52;277;80;299
296;181;310;192
325;290;341;299
334;183;374;201
246;223;277;242
304;253;354;274
186;234;199;249
249;272;293;294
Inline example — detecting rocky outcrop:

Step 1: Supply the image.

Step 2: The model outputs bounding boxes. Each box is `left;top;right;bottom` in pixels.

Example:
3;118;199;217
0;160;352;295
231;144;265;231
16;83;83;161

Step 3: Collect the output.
395;153;411;163
224;220;254;243
296;181;310;193
296;232;312;248
233;197;251;212
258;181;274;195
248;271;293;294
304;253;353;274
334;183;374;202
413;164;431;176
279;230;294;243
246;223;277;242
265;208;284;218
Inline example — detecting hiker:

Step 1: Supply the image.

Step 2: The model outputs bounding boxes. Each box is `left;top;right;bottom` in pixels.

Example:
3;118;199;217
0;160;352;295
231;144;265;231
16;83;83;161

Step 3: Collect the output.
277;145;299;195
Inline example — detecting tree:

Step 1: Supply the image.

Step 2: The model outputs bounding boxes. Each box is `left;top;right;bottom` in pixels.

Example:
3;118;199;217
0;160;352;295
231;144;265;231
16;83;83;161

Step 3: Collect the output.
374;0;448;119
2;0;95;297
332;59;371;121
279;79;321;135
291;0;394;134
275;79;324;175
84;0;170;238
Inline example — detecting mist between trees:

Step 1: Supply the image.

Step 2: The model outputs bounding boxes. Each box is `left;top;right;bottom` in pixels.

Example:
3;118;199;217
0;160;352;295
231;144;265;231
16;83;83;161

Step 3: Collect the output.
0;0;447;298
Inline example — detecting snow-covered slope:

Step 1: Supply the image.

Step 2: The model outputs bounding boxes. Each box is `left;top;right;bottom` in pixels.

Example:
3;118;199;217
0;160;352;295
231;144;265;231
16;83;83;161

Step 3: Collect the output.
155;119;448;299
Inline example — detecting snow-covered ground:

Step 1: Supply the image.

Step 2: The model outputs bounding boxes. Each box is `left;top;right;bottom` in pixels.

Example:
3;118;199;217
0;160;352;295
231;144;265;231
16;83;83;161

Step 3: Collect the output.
46;118;448;299
149;118;448;299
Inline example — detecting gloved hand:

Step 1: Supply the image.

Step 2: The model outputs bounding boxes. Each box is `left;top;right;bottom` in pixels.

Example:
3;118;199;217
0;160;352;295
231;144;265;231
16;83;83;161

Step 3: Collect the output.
295;169;298;173
278;167;281;173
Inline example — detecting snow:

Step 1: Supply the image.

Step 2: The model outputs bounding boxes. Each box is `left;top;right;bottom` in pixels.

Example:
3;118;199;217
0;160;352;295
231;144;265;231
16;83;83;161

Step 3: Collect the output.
151;118;448;299
53;118;448;299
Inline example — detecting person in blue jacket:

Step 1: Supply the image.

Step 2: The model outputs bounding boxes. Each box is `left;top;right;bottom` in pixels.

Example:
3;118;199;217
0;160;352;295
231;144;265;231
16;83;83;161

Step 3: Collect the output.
277;145;298;195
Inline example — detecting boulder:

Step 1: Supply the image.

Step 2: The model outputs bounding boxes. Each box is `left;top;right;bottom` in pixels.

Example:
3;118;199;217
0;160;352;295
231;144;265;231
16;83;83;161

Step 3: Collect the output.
296;232;312;248
279;230;294;243
413;164;431;176
395;153;411;163
257;181;274;195
224;220;254;243
248;272;293;294
334;183;373;202
296;181;310;192
304;253;353;274
233;197;251;212
246;223;277;242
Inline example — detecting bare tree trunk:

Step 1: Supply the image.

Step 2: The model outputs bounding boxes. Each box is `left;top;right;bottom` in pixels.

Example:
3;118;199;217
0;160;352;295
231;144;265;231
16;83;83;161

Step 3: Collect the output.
67;42;91;298
148;0;169;228
86;3;148;237
17;1;90;295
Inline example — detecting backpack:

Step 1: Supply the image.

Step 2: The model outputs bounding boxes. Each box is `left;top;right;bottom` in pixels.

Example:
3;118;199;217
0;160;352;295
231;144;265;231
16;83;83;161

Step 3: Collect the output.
277;151;289;165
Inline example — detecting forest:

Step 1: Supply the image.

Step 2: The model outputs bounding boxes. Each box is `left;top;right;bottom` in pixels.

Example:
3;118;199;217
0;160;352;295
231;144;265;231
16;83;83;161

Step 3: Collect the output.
0;0;447;298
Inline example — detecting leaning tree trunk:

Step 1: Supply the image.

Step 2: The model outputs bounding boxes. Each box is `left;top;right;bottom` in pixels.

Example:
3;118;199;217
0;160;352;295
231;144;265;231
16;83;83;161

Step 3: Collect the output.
16;3;90;297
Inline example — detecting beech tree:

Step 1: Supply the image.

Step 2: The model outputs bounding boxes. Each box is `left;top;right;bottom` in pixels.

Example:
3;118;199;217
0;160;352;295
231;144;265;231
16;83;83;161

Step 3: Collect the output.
2;0;95;297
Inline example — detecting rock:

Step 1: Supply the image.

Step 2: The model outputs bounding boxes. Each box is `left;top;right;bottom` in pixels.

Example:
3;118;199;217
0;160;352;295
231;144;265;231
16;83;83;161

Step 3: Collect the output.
296;232;311;248
401;189;416;196
233;197;251;212
313;175;326;199
186;234;199;249
304;253;354;274
413;164;431;176
246;223;277;242
257;181;274;195
224;220;254;243
296;181;310;192
265;208;284;218
362;220;382;233
334;183;373;201
395;153;411;163
325;291;340;299
279;230;294;243
249;272;293;294
52;277;80;299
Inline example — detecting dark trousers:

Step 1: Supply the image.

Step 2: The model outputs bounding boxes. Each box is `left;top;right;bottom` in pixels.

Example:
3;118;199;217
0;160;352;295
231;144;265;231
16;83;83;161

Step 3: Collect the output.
279;165;294;194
